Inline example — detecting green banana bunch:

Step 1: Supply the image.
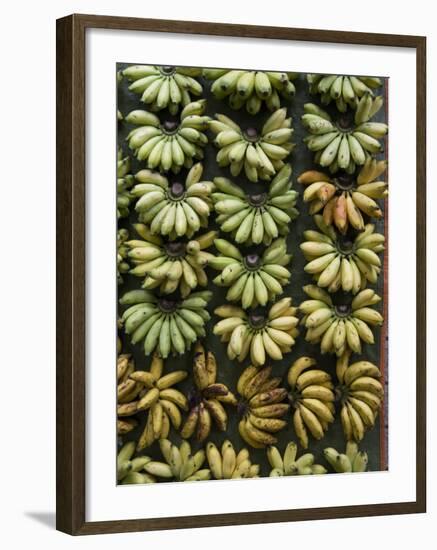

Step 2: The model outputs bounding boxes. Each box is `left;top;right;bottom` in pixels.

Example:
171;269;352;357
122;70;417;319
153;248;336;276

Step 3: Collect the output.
204;69;297;114
117;150;134;218
117;442;156;484
131;162;214;238
267;441;327;476
181;343;237;442
209;108;294;182
212;164;299;245
206;440;260;479
213;297;299;366
126;224;216;297
301;215;385;293
299;285;383;356
126;100;210;173
209;238;292;308
117;229;130;284
117;354;138;435
324;441;369;473
123;65;202;114
307;74;382;112
302;97;388;173
120;289;212;357
237;365;289;448
287;357;335;448
298;158;387;233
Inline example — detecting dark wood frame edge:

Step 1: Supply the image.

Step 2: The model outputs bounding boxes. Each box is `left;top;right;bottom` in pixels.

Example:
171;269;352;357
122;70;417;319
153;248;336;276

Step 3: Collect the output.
56;13;426;536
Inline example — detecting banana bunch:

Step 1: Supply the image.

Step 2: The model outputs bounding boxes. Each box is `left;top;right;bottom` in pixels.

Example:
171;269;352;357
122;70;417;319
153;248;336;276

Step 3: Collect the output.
301;215;385;293
336;351;384;441
131;162;214;238
181;343;237;441
209;108;294;182
120;289;212;356
117;354;139;435
206;440;260;479
287;357;335;448
209;238;292;308
307;74;382;112
213;297;299;365
117;150;134;218
117;442;156;484
204;69;297;114
301;98;388;173
126;100;210;173
123;65;202;114
143;438;211;482
324;441;369;473
298;157;388;232
267;442;327;476
237;365;290;448
300;285;383;356
117;229;130;284
212;164;299;245
126;224;215;297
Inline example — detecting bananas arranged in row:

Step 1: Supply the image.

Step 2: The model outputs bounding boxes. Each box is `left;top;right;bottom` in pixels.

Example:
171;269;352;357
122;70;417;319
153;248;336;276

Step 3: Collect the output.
123;65;202;114
268;441;327;476
324;441;369;473
132;162;214;238
117;442;156;484
117;150;134;218
204;69;297;114
336;352;384;442
126;100;210;173
209;238;292;308
237;365;290;448
207;440;260;479
300;285;383;355
307;74;382;112
301;215;385;293
298;157;388;233
120;289;212;357
287;357;335;448
302;98;388;173
181;344;237;441
212;164;299;245
214;297;299;365
117;354;139;435
117;229;130;284
126;224;215;297
209;108;294;182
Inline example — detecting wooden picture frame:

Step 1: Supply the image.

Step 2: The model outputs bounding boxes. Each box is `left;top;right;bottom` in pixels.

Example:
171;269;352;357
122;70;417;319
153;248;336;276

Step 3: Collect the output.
56;13;426;535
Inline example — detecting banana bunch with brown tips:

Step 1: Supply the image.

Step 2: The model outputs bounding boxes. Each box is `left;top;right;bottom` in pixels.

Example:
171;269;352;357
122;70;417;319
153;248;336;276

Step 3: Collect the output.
206;440;260;479
324;441;369;473
268;441;327;476
117;442;156;484
117;150;134;218
117;229;130;285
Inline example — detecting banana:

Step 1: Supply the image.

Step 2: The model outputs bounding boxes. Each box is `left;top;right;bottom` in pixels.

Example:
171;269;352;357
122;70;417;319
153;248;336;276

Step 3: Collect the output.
117;150;134;218
267;441;326;477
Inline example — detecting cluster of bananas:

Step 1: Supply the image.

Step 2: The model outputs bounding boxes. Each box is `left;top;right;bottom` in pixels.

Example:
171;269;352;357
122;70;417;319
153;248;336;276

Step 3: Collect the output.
212;164;299;245
181;344;237;441
301;215;385;293
126;100;210;173
324;441;369;473
117;442;156;484
307;74;382;112
117;150;134;218
207;440;260;479
125;224;215;297
204;69;297;114
214;297;299;365
287;357;335;448
298;157;388;232
117;354;139;435
301;98;388;173
120;289;211;356
209;238;292;308
123;65;202;114
209;108;294;182
237;365;289;448
267;442;327;476
117;229;130;284
336;352;384;442
131;163;214;238
300;286;383;355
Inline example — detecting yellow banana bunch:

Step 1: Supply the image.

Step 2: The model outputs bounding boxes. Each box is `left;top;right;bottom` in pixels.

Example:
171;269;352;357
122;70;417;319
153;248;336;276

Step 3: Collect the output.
236;365;289;448
298;157;388;233
287;357;335;448
117;149;134;218
206;440;260;479
267;441;327;476
209;108;294;182
301;215;385;293
117;442;156;484
123;65;202;114
300;285;383;356
213;297;299;366
324;441;369;473
117;354;139;435
117;229;130;285
126;224;216;297
204;69;297;114
209;237;292;308
181;344;237;441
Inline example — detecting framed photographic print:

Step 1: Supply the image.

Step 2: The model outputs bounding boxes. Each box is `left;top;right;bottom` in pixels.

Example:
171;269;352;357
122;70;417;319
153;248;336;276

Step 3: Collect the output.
56;14;426;535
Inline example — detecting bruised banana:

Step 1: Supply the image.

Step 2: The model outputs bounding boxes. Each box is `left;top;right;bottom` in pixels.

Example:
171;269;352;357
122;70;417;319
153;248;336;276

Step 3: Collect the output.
206;440;260;479
117;149;134;218
324;441;369;473
117;229;130;285
267;441;327;476
117;442;156;484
